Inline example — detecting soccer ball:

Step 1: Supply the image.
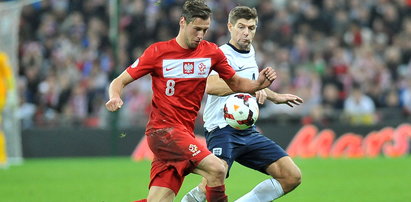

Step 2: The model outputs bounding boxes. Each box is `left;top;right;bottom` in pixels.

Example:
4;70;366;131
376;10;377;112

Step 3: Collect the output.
223;93;259;130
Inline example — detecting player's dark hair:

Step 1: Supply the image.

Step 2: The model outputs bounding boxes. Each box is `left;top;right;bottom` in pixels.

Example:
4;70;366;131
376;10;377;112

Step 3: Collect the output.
181;0;212;24
228;6;258;25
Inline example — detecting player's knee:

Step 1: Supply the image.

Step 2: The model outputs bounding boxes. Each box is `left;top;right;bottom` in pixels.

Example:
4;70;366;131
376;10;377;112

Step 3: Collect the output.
205;159;226;182
283;169;302;193
209;160;226;178
290;171;302;188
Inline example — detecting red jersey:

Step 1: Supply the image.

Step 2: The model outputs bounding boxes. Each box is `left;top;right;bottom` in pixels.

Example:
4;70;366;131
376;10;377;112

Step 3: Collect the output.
126;39;236;132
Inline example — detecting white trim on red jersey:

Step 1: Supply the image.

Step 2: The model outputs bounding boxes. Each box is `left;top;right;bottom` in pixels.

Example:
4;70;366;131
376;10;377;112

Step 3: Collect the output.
162;58;212;78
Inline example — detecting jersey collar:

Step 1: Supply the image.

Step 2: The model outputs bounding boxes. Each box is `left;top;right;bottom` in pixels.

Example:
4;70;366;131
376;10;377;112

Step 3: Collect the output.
227;42;250;54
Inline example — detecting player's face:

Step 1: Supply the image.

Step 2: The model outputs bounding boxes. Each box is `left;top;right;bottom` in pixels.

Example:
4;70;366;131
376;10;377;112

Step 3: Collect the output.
182;17;210;49
228;18;257;51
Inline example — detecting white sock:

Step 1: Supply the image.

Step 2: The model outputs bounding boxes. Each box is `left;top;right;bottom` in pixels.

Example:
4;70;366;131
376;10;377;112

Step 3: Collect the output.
181;186;206;202
235;178;284;202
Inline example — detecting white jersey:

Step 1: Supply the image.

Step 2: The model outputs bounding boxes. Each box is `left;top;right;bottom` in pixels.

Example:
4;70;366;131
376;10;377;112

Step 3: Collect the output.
203;43;259;132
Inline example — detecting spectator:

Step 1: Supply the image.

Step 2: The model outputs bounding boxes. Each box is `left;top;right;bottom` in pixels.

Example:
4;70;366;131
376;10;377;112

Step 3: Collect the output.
16;0;411;128
343;83;376;125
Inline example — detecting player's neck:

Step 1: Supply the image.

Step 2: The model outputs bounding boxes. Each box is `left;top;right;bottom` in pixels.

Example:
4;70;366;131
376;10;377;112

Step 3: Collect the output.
176;34;189;49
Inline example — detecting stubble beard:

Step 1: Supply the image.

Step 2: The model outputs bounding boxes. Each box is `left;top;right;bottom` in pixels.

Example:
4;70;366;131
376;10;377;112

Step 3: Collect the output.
186;38;199;49
188;43;199;49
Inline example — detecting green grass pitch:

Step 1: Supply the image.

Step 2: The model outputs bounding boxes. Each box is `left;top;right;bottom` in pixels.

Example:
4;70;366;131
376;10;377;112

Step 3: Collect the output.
1;157;410;202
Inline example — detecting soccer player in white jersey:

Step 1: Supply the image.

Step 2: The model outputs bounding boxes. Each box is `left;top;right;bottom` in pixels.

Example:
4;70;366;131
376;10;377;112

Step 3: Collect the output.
182;6;303;202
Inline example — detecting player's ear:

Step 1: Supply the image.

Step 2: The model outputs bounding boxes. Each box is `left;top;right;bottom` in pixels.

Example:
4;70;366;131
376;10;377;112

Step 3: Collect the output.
179;17;186;27
227;22;233;31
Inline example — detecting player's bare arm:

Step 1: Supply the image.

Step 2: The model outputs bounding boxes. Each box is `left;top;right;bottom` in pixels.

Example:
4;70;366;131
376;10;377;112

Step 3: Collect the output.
208;67;276;95
105;71;134;112
263;88;304;107
205;74;234;96
207;68;301;107
223;67;276;93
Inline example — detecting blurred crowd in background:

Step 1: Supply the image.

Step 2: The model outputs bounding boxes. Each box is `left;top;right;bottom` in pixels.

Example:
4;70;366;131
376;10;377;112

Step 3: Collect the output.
15;0;411;129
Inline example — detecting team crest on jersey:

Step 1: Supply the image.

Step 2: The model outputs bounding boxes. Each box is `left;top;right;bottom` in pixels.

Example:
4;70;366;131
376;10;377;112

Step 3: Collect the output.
212;148;222;156
189;144;201;156
198;63;207;75
183;62;195;74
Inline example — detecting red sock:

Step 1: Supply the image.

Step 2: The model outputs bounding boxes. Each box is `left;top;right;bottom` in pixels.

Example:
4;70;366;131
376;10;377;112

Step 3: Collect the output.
133;199;147;202
206;185;228;202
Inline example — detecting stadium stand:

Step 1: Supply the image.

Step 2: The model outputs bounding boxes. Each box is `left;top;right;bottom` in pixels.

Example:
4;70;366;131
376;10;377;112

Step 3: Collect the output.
16;0;411;128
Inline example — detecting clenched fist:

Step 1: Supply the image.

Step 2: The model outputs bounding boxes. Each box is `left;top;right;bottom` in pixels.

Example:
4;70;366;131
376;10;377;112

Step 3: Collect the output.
105;97;123;112
257;67;277;89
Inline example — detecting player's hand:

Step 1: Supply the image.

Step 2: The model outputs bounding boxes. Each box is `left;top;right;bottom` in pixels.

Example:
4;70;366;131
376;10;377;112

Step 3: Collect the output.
258;67;277;88
105;97;124;112
255;90;267;104
272;93;304;107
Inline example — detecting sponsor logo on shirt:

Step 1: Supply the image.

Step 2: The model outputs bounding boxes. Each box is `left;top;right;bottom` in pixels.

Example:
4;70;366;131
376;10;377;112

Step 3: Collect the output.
165;66;177;71
189;144;201;156
183;62;194;74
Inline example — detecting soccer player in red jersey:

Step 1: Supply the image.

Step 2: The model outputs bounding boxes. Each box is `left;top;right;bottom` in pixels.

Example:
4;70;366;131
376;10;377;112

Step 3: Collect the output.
105;1;276;201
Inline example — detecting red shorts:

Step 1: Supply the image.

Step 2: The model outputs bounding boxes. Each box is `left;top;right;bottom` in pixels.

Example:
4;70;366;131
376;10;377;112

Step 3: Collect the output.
146;126;211;194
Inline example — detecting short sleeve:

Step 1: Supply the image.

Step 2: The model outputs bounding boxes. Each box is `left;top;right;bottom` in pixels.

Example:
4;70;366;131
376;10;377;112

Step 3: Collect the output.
212;48;236;80
126;44;157;79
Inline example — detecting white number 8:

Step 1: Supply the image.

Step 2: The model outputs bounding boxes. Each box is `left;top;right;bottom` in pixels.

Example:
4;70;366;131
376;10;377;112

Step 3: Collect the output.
165;80;175;96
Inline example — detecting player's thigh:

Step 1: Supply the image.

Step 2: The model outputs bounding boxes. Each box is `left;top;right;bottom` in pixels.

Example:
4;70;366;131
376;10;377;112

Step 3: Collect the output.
265;156;301;180
236;134;287;173
205;127;237;168
148;127;211;194
147;186;175;202
147;127;210;163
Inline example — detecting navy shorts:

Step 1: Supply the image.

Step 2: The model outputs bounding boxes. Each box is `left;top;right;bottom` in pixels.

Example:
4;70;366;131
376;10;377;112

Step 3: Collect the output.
205;125;288;177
